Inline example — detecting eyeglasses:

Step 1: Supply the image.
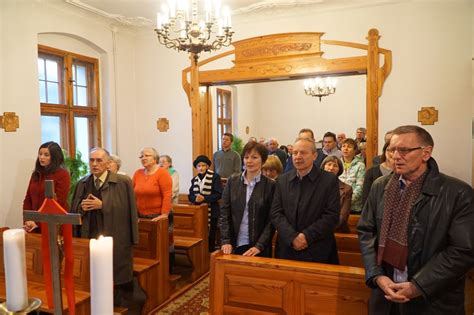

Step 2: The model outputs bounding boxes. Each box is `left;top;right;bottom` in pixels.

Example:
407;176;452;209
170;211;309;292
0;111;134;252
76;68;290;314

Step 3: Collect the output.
387;146;424;156
139;154;154;159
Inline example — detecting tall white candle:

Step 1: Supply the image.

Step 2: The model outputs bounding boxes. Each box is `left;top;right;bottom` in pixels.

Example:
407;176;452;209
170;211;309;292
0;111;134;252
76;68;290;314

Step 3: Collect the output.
3;229;28;311
90;236;113;315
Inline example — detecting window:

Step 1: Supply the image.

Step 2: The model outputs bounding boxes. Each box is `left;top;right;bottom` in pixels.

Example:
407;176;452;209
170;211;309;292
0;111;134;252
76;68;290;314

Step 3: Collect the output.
216;88;232;149
38;45;101;162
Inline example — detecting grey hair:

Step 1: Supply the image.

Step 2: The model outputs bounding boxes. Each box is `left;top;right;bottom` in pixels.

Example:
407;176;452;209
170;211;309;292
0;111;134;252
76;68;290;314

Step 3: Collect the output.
294;136;317;153
141;147;160;163
109;154;122;170
90;147;110;160
160;154;172;167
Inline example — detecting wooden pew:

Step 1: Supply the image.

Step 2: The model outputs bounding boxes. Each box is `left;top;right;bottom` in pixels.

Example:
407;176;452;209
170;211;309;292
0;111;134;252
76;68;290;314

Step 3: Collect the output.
133;217;170;314
173;203;209;281
209;251;370;314
177;193;191;205
334;232;474;314
347;214;360;234
335;232;364;268
0;233;91;314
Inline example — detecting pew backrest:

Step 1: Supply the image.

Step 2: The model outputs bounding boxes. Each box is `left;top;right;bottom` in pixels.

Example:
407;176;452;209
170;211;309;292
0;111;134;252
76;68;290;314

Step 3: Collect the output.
209;251;370;314
133;217;169;262
335;232;364;268
173;204;208;242
348;214;360;234
0;232;91;292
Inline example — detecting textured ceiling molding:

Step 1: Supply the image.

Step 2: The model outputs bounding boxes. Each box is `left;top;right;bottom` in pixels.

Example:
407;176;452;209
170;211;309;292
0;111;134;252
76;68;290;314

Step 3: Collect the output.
233;0;323;15
63;0;153;27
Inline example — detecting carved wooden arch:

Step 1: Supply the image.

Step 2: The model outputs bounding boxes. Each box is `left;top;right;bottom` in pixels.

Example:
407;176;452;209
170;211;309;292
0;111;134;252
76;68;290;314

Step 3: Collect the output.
182;29;392;166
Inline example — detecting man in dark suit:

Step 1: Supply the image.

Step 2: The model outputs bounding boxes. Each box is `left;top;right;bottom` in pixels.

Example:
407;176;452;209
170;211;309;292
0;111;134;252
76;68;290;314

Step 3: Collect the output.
70;147;143;313
271;137;340;263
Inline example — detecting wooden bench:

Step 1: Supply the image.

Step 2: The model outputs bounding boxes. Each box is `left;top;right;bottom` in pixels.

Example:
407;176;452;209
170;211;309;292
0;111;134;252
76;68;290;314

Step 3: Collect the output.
177;193;191;205
0;232;91;314
173;203;209;281
334;232;474;314
133;217;170;314
335;232;364;268
347;214;360;234
209;251;370;314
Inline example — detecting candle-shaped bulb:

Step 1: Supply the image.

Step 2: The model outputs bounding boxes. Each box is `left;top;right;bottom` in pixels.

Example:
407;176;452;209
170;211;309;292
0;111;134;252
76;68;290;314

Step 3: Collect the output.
180;21;187;39
168;0;176;18
214;0;221;19
223;6;231;27
205;0;212;22
217;18;223;36
157;12;163;29
161;3;170;24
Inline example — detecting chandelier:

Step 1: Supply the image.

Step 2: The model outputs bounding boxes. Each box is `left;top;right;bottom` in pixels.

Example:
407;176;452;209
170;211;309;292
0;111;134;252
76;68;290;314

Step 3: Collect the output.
155;0;234;63
303;77;337;102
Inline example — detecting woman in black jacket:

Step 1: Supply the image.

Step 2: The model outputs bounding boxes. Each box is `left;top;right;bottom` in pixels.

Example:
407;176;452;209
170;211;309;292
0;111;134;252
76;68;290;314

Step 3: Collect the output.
219;142;275;257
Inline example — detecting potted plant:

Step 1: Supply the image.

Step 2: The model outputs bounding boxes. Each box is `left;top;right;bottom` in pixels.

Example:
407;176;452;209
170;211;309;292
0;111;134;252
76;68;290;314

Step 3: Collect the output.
63;150;89;205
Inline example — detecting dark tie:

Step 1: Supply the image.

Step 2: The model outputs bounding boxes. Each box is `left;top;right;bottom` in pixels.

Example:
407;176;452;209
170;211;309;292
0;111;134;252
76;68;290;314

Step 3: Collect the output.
95;178;101;190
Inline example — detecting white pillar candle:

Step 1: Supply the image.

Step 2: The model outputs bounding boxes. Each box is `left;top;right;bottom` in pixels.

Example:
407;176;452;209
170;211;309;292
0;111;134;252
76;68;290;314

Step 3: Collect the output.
3;229;28;311
90;236;113;315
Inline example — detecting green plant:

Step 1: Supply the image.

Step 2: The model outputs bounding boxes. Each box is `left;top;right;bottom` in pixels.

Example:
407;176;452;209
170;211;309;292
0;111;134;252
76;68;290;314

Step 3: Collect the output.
231;135;244;155
64;150;89;205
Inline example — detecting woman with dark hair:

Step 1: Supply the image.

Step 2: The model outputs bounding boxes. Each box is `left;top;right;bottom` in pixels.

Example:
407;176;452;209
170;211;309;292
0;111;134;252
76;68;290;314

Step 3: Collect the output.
23;141;70;232
219;142;275;257
321;156;352;233
361;141;394;205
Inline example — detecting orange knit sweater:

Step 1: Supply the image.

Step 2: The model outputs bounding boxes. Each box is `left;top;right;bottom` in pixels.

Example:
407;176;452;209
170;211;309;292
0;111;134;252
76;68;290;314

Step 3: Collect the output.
133;168;172;216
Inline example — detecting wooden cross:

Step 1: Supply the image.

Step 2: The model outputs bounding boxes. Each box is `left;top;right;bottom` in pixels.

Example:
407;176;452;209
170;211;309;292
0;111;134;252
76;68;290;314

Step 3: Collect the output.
23;180;82;315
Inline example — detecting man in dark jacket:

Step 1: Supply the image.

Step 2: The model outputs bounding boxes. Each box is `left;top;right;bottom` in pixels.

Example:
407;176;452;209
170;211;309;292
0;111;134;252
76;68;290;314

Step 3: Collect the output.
70;148;143;313
357;125;474;314
271;137;340;263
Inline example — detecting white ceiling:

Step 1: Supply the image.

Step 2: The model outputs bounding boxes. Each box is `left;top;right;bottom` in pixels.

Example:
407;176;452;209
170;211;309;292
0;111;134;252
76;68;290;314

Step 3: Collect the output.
64;0;397;27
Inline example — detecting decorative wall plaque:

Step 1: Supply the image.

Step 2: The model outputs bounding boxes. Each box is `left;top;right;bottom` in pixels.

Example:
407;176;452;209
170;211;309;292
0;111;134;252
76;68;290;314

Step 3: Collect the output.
156;117;170;132
417;107;438;125
0;112;20;132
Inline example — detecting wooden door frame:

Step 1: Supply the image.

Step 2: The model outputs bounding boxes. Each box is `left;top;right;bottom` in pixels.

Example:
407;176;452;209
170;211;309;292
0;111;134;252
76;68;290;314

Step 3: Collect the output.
182;29;392;166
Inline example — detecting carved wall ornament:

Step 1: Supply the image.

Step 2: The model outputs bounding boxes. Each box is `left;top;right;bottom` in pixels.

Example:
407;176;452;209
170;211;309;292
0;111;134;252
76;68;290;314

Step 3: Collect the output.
257;64;293;75
417;107;438;125
156;117;170;132
0;112;20;132
242;43;313;58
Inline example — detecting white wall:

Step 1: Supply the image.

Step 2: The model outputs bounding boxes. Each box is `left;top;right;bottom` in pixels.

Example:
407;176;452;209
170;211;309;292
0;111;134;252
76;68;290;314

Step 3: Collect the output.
0;1;133;228
127;30;192;186
228;1;472;182
0;1;472;228
245;76;366;145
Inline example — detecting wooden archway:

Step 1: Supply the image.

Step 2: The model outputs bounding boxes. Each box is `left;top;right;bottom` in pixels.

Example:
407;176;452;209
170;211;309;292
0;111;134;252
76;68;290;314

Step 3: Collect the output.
182;29;392;166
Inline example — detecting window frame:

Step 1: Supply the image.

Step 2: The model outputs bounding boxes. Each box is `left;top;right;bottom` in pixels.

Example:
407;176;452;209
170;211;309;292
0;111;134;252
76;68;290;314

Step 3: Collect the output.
216;88;232;149
38;44;101;157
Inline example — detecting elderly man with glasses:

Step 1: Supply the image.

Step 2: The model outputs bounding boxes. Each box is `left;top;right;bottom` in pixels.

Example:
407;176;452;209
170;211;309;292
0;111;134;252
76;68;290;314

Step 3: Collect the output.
357;125;474;315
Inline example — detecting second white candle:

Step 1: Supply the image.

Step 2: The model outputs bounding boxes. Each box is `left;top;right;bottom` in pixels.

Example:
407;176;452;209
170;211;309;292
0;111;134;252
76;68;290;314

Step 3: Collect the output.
90;235;113;315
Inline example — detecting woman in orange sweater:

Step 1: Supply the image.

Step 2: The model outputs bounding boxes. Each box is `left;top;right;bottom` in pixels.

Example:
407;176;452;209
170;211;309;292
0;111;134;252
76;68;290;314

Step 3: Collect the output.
133;147;174;270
